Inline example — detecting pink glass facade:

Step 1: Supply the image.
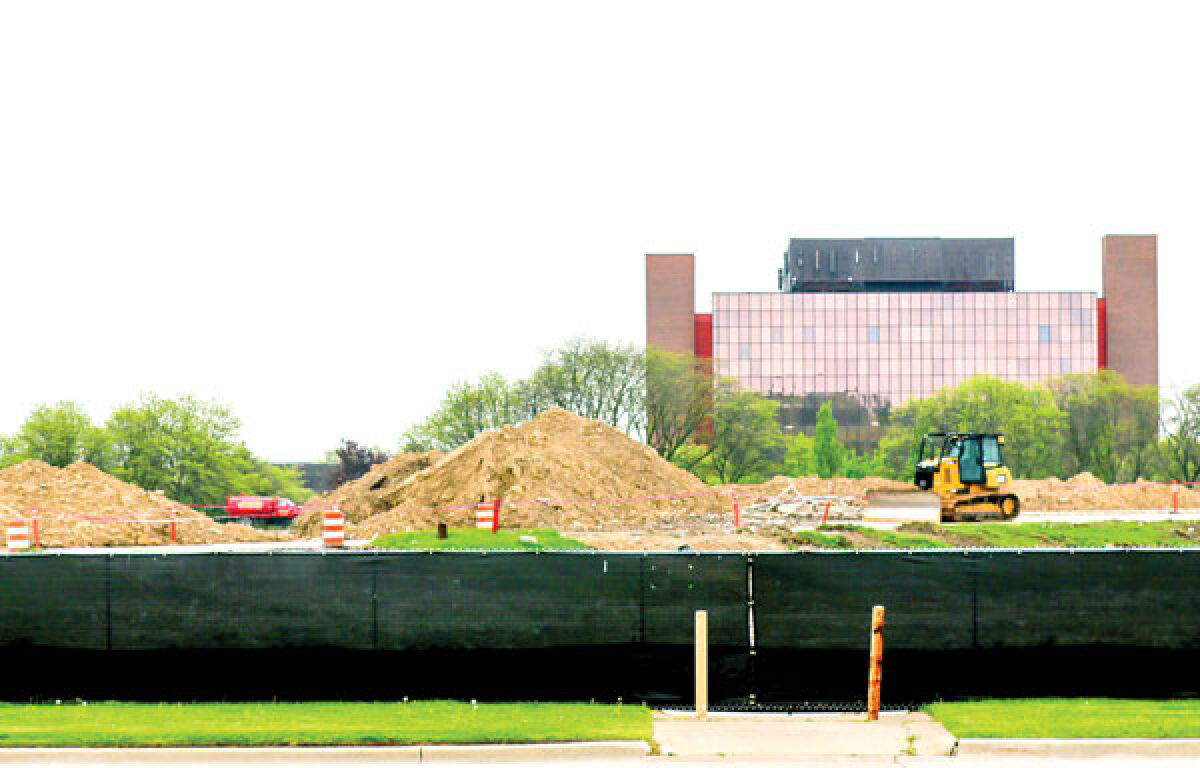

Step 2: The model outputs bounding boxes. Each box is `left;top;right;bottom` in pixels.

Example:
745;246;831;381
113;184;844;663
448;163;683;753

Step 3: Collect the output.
712;292;1098;407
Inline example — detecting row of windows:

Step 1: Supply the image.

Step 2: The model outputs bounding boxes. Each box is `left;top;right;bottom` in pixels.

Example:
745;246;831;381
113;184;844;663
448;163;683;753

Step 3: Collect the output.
714;291;1096;311
716;308;1096;330
719;355;1092;379
724;323;1084;353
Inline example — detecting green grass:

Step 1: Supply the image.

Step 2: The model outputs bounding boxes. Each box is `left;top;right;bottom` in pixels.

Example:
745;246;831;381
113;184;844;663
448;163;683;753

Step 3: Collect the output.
926;698;1200;738
784;521;1200;550
901;520;1200;549
786;530;854;549
0;701;651;747
369;528;593;551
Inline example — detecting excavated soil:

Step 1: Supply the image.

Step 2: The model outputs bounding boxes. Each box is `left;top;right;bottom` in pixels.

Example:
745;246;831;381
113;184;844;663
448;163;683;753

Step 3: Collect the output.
292;451;445;537
349;408;728;539
0;460;286;547
1011;472;1200;511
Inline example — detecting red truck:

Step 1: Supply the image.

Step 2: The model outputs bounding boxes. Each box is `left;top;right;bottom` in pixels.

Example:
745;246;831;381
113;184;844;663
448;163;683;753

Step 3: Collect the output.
225;495;300;527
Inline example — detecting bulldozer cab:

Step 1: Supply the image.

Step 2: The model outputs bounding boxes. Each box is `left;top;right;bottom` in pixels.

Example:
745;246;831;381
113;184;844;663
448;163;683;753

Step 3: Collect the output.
932;433;1005;487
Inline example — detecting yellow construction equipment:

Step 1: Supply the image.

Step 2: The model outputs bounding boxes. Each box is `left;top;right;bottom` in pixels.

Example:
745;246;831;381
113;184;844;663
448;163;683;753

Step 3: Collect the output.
864;432;1020;523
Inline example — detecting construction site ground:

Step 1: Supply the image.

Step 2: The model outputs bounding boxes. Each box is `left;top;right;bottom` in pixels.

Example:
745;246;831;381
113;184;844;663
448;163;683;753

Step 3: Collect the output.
4;409;1199;551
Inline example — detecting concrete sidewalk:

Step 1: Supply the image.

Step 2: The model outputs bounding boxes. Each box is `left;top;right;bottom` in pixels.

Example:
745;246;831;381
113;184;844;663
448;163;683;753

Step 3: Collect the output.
652;711;956;759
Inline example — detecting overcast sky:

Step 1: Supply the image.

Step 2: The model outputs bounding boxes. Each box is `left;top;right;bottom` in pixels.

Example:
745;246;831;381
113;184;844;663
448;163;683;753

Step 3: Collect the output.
2;1;1197;462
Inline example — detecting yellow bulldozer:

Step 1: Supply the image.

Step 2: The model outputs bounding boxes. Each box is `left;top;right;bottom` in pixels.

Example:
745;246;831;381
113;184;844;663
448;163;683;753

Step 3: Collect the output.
864;432;1021;523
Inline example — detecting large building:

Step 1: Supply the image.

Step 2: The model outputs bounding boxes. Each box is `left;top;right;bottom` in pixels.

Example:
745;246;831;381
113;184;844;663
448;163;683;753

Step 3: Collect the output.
646;235;1158;449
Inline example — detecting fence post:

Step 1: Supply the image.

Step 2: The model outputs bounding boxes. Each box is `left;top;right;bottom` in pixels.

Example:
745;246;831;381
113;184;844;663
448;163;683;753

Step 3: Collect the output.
867;605;885;721
695;609;708;719
732;492;741;529
1173;483;1180;515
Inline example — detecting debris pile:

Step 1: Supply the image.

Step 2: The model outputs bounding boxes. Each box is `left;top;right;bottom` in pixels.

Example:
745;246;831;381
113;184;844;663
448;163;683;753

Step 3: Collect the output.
349;408;727;538
0;460;285;547
292;451;445;537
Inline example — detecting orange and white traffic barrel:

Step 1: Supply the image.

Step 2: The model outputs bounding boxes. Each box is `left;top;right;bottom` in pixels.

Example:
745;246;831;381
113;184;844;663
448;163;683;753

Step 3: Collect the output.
7;519;31;552
322;507;345;548
475;501;498;532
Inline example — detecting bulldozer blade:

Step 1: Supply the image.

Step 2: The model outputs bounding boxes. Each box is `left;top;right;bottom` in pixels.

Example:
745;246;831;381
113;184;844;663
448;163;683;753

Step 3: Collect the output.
862;489;942;523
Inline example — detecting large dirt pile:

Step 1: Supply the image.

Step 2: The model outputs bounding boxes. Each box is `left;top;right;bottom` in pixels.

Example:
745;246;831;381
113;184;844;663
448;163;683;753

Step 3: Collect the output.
292;451;445;537
0;460;286;547
1012;472;1200;511
350;408;727;538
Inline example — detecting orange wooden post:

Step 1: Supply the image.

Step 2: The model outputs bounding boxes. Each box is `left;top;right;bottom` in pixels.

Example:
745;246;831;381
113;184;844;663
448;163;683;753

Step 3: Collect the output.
1173;483;1180;515
732;491;741;529
31;515;40;549
867;605;885;721
821;499;832;526
170;520;178;543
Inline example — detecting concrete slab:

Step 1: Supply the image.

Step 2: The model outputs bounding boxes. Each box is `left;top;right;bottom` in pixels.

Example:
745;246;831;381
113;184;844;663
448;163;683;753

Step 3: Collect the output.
957;738;1200;757
652;711;955;759
420;741;650;762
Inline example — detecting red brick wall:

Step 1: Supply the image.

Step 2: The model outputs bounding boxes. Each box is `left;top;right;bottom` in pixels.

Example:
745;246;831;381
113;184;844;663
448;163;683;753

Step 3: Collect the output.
645;254;695;355
1102;235;1158;389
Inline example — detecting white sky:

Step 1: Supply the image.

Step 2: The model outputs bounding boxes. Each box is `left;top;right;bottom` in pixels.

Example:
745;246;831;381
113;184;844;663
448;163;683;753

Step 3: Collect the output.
2;1;1197;462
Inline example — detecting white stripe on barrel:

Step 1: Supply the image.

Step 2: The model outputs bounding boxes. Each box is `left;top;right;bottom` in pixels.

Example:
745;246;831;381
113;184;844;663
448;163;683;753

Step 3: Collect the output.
322;507;345;548
475;502;496;532
6;519;30;552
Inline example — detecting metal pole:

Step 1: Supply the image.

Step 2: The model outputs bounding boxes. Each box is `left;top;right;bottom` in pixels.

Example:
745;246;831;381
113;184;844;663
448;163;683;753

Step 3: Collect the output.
695;609;708;719
867;605;885;721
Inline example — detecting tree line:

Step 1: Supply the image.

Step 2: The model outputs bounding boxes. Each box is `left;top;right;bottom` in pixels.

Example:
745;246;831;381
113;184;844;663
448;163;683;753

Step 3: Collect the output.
402;337;1200;485
7;338;1196;505
0;395;310;506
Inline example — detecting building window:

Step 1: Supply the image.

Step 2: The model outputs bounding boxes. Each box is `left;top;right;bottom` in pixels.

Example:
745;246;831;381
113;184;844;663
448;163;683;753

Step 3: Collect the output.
1039;324;1052;343
1060;358;1072;375
867;325;880;343
739;343;752;360
802;326;815;342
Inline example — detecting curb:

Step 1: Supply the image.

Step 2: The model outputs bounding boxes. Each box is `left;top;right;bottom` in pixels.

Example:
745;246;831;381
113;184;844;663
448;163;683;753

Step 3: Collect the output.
957;738;1200;757
0;742;652;764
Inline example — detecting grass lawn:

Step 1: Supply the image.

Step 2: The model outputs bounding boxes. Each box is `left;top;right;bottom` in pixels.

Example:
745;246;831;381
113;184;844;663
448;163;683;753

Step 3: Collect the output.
0;701;650;747
926;698;1200;738
369;528;592;551
785;521;1200;550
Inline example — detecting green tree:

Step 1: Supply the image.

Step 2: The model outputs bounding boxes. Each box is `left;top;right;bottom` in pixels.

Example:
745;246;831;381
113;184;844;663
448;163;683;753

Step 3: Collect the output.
1049;370;1160;482
783;432;814;477
813;402;845;478
708;389;786;483
645;346;713;462
878;376;1066;480
521;337;645;436
106;394;308;506
3;401;112;468
400;373;524;451
1164;385;1200;482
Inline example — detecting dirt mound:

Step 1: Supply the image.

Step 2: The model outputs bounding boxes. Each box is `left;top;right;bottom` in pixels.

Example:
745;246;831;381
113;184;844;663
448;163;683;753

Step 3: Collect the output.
293;451;444;537
1067;472;1104;486
1012;475;1200;511
0;460;286;547
351;408;726;538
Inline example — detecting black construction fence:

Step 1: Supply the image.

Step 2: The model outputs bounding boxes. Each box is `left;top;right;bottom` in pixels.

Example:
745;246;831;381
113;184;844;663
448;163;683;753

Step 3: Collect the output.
1;549;1199;707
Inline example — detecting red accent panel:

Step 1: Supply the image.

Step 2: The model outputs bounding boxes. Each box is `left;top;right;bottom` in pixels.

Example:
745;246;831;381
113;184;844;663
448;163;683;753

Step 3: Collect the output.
693;313;713;359
1097;298;1108;369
